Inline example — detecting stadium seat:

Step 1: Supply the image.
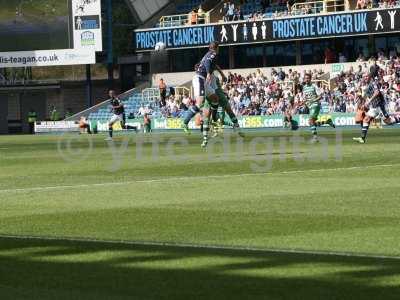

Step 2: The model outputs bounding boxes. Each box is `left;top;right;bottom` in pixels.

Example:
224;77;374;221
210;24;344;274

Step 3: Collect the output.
87;86;191;123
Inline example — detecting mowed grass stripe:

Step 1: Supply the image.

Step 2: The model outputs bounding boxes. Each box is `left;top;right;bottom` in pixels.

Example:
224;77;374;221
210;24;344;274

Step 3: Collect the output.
1;235;400;300
1;234;400;261
0;162;399;194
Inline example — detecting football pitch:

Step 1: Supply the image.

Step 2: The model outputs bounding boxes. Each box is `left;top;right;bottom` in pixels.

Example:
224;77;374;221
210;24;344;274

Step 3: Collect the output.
0;129;400;299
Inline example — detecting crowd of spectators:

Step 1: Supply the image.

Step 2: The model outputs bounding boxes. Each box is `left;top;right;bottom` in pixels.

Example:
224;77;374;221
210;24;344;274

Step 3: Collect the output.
218;0;400;23
223;68;325;116
219;0;326;23
331;58;400;114
179;0;400;27
155;57;400;119
223;58;400;116
356;0;399;9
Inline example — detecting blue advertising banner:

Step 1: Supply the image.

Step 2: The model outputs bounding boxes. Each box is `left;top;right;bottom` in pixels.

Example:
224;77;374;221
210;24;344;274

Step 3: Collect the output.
134;8;400;51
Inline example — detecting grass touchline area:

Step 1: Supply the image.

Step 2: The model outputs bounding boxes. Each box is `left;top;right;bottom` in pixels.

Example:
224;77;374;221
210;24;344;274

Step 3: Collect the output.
1;130;400;299
2;234;400;261
0;162;399;194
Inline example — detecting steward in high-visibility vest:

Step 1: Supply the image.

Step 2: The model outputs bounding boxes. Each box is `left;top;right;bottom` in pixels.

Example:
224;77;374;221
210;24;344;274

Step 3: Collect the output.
28;109;37;134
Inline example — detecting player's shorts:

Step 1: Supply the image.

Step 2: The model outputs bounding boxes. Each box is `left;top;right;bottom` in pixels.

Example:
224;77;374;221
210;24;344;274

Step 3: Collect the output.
193;74;217;98
367;102;389;119
215;88;228;109
193;75;205;98
308;104;321;120
206;75;218;97
109;114;123;124
204;85;229;109
355;108;366;123
203;100;217;110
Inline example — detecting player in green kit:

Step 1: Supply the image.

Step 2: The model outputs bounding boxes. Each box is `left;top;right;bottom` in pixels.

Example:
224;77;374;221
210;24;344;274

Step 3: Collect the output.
203;74;243;141
302;73;335;143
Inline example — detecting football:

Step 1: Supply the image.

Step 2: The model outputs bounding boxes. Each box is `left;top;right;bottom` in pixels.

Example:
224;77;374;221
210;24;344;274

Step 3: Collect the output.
154;41;166;52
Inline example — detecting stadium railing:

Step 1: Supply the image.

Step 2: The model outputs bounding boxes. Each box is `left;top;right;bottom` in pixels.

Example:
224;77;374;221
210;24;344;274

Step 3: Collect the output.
291;0;347;14
174;86;192;98
158;12;210;27
156;0;365;29
142;88;161;103
282;79;331;92
142;86;192;102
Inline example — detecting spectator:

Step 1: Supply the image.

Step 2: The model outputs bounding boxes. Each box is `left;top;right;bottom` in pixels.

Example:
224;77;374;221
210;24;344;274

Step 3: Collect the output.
356;53;366;62
143;113;152;133
50;106;59;121
227;1;235;21
79;116;92;134
278;68;286;80
27;108;37;134
159;78;167;107
197;5;206;24
324;47;336;64
370;59;380;78
339;53;347;63
356;0;367;9
220;2;229;22
389;47;397;59
138;105;146;116
233;6;242;21
188;9;198;25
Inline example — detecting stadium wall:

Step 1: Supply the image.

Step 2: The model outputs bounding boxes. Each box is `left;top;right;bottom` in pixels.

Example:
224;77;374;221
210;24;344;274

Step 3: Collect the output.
0;80;116;133
0;94;7;134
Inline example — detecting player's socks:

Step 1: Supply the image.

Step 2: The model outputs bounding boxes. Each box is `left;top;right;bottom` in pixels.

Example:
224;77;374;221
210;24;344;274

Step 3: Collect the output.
202;116;209;147
392;115;400;123
327;117;336;128
211;107;218;123
229;115;238;124
229;115;245;137
183;105;200;125
311;125;317;136
361;123;369;141
310;125;318;143
109;127;113;138
290;119;299;130
284;116;290;128
224;120;234;127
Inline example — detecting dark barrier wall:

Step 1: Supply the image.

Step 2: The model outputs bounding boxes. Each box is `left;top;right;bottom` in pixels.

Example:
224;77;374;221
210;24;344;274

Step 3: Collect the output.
134;8;400;51
0;94;8;134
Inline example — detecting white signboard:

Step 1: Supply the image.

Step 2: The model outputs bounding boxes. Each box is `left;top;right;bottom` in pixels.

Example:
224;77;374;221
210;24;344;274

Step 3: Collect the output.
35;121;80;133
72;0;103;52
0;49;95;68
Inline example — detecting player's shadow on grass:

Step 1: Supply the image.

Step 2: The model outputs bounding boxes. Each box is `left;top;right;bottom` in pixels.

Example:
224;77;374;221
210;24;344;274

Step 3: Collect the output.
0;236;400;300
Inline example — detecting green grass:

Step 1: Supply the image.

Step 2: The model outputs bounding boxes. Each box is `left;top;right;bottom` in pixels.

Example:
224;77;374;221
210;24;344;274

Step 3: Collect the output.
0;0;69;20
0;129;400;299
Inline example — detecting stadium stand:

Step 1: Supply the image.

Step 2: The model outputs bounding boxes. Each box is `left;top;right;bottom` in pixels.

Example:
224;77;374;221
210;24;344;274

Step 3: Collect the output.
83;0;400;124
87;91;157;122
83;58;400;124
157;0;400;28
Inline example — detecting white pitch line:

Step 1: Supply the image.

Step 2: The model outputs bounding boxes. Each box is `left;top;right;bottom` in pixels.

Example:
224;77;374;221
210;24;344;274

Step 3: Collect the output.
0;234;399;261
0;163;399;194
